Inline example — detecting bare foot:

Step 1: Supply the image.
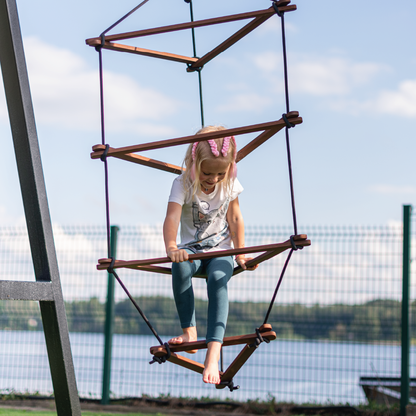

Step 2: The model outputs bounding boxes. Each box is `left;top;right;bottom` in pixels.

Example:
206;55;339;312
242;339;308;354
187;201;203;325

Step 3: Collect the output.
169;327;198;354
203;341;221;384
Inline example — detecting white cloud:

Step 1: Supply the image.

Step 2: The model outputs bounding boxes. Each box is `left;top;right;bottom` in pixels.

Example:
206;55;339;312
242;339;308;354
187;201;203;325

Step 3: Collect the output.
330;79;416;118
371;79;416;117
252;52;388;97
0;37;180;136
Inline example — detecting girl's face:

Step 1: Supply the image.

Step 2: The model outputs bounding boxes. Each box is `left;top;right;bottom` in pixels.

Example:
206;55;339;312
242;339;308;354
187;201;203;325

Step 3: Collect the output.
199;159;230;192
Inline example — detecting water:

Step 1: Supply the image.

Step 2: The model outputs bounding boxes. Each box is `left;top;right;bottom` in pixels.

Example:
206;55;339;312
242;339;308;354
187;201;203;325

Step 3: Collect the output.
0;330;409;404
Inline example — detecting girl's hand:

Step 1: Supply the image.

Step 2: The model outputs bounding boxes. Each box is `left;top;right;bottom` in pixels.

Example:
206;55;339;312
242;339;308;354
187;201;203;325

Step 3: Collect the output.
236;255;258;271
167;249;192;263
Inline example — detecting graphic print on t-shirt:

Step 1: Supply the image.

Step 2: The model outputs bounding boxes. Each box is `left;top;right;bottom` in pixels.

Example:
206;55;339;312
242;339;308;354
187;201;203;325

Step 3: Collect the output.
183;198;230;251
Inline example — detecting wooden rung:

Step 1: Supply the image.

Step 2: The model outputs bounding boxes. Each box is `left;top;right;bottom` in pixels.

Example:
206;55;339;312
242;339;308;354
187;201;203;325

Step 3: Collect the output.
87;42;198;65
90;117;301;160
97;235;310;271
216;344;255;389
91;145;183;174
86;8;278;45
168;353;205;374
86;3;296;45
149;324;276;355
188;4;297;71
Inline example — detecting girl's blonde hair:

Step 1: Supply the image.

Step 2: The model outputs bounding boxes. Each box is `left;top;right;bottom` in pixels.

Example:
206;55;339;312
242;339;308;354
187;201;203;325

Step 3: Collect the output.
182;125;237;196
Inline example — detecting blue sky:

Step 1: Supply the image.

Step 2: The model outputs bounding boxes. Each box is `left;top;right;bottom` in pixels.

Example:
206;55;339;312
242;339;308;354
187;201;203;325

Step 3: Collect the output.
1;0;415;229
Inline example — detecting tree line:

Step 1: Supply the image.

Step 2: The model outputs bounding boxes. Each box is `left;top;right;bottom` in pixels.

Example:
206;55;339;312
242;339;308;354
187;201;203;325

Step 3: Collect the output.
0;296;411;343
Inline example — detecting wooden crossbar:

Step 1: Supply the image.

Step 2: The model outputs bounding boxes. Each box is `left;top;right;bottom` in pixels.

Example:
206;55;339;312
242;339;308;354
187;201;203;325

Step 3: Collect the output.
149;324;276;384
91;113;302;174
86;2;296;69
97;235;310;274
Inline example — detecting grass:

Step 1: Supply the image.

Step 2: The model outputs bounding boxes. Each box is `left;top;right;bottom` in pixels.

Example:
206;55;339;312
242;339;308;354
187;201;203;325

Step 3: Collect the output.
0;410;167;416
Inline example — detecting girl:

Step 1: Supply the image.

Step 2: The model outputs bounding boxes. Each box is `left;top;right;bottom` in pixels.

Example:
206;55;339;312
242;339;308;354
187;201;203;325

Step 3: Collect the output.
163;125;257;385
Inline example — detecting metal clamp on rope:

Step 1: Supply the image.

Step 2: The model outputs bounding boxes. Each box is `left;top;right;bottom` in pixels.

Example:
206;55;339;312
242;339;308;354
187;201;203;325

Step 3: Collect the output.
149;342;171;365
290;235;303;251
219;379;240;392
282;113;295;129
100;144;110;162
249;328;271;349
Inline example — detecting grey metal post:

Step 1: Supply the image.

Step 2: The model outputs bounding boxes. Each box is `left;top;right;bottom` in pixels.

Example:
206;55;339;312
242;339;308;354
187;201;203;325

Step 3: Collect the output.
401;205;412;416
0;0;81;414
101;225;119;405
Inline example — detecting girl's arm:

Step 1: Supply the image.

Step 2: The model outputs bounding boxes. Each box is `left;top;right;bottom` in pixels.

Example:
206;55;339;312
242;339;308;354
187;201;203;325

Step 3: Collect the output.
227;197;258;271
163;202;190;263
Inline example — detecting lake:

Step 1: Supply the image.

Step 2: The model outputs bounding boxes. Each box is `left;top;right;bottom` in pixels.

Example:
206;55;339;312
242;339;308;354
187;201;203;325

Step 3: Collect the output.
0;330;411;404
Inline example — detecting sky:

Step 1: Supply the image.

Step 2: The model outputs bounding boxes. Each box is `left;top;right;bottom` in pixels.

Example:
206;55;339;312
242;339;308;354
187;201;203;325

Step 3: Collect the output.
1;0;415;230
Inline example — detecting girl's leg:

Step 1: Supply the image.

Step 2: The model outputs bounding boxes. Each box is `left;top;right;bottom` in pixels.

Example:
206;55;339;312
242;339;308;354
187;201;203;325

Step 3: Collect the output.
203;255;234;383
170;255;203;347
205;256;234;343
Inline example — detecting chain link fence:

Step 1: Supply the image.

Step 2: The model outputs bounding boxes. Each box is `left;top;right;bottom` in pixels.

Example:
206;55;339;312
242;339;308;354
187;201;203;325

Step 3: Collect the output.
0;219;415;404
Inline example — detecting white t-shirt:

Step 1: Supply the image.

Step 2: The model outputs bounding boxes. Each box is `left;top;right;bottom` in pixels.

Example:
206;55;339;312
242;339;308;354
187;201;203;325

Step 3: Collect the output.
168;175;243;253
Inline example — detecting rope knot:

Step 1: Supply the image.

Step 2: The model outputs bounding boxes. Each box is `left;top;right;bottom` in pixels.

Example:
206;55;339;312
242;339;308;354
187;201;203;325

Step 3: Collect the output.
249;328;270;349
290;235;303;251
107;257;116;274
100;144;110;162
282;113;295;129
219;379;240;392
149;342;171;365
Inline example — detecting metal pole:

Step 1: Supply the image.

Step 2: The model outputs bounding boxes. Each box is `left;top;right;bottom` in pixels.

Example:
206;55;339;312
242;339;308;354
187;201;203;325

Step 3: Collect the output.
101;225;119;405
0;1;81;415
401;205;412;416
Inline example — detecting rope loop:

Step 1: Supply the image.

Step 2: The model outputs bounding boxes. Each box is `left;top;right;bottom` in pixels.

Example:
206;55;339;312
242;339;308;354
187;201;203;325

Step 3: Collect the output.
272;1;283;17
249;328;271;349
282;113;295;129
290;235;303;251
95;33;106;52
219;379;240;392
149;342;171;365
100;144;110;162
107;256;116;274
186;63;203;73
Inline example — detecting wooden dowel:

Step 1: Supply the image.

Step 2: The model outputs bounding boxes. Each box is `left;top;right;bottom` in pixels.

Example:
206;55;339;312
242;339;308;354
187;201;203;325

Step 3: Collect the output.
150;326;276;354
90;42;198;65
86;8;277;44
97;236;310;270
90;118;299;159
92;145;184;174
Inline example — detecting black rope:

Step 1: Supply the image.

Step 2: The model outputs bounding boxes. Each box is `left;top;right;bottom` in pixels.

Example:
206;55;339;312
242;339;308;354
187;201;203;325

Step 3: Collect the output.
219;379;240;392
96;45;112;258
100;0;151;38
263;249;294;325
249;327;271;349
185;0;205;127
107;258;164;346
94;0;167;348
273;1;298;237
149;342;171;364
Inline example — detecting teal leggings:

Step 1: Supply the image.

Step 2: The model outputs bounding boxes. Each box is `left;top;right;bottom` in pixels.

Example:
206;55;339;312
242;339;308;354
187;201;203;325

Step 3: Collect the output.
172;252;234;344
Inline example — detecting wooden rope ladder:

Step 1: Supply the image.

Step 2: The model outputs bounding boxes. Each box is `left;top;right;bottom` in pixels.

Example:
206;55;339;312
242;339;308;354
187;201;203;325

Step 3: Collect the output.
88;0;309;389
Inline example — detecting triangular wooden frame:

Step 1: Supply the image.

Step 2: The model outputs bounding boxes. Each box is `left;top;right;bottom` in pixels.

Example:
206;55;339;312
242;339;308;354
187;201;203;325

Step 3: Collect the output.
149;324;276;389
86;1;296;71
97;234;310;277
90;112;302;175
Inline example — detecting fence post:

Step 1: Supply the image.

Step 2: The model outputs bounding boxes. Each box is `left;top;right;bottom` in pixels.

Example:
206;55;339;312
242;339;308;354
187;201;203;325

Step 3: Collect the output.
401;205;412;416
101;225;119;405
